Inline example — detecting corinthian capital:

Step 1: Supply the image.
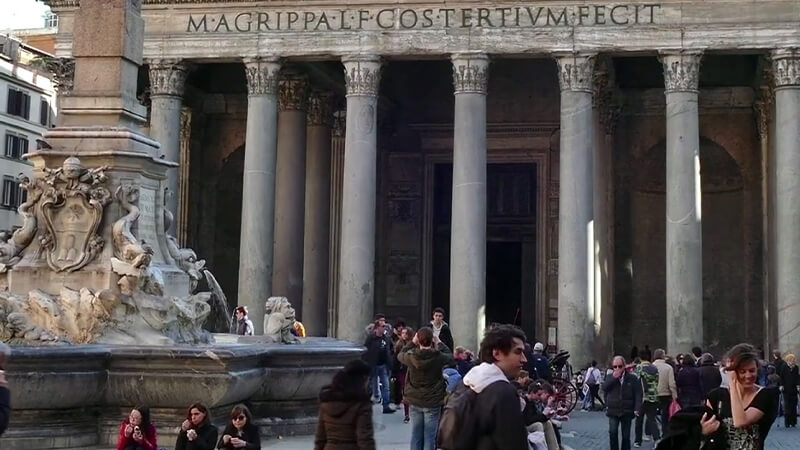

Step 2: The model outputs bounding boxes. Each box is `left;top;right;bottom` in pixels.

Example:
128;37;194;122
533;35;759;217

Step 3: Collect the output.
771;49;800;88
555;53;596;93
278;76;309;111
147;59;189;97
343;56;382;97
660;51;702;94
307;91;334;126
451;53;489;95
243;57;281;96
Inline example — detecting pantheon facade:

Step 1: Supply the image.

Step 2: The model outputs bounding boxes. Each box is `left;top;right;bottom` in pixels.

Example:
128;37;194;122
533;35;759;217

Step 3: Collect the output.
46;0;800;365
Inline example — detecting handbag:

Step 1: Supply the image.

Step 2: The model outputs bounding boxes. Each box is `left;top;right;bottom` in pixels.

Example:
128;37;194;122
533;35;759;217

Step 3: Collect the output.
669;398;682;418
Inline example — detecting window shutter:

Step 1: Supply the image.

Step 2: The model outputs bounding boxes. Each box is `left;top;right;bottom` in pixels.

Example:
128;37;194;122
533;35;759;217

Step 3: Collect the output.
6;89;16;115
20;137;28;156
4;135;12;158
22;93;30;120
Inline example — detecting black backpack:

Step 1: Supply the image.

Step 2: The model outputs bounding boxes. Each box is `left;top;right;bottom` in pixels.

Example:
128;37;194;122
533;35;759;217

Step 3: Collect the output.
437;383;480;450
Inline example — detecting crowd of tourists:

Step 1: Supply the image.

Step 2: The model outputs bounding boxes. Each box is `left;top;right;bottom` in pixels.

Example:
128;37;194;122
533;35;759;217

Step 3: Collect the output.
575;344;799;450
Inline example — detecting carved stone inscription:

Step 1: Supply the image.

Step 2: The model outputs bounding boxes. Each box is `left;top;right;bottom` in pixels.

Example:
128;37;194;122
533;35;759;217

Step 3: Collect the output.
186;4;663;33
137;187;163;262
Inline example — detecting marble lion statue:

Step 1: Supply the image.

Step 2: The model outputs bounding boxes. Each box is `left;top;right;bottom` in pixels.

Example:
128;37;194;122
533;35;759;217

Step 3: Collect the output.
263;296;299;344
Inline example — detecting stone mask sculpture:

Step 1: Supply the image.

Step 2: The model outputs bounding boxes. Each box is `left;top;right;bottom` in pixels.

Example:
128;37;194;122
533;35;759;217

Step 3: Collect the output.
263;297;300;344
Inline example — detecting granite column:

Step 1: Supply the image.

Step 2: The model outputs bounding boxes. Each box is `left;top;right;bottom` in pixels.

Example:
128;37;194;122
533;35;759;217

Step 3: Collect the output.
148;59;188;234
449;53;489;352
771;49;800;356
273;76;309;314
336;56;381;343
238;57;281;334
555;53;595;367
661;51;703;353
302;92;333;336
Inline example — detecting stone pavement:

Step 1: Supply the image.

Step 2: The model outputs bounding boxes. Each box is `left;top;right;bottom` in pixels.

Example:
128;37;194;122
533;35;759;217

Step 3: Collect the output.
263;404;800;449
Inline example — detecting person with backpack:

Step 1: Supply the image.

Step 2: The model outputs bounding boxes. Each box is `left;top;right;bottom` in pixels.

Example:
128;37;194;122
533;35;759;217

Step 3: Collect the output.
398;327;454;450
437;324;529;450
634;350;661;447
528;342;552;382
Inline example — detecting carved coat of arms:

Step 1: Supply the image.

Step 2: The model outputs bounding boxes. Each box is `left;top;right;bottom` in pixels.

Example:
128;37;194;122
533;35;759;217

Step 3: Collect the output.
39;157;111;272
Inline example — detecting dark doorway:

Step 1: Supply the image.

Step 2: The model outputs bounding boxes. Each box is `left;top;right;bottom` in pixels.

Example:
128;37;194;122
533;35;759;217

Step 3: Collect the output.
486;241;523;326
430;162;537;336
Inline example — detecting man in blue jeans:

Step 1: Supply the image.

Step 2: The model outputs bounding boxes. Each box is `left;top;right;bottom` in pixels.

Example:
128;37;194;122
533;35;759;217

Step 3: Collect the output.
603;355;643;450
363;320;395;414
398;327;454;450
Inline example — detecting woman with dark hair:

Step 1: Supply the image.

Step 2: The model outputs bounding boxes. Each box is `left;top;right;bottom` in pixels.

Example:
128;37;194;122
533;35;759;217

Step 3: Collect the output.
117;406;157;450
701;343;780;450
314;359;376;450
176;402;218;450
393;326;413;423
217;404;260;449
677;354;705;408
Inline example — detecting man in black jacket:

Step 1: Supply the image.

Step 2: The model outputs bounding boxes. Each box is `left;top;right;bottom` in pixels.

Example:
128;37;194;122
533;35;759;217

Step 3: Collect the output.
363;321;394;413
460;324;529;450
603;356;642;450
0;342;10;437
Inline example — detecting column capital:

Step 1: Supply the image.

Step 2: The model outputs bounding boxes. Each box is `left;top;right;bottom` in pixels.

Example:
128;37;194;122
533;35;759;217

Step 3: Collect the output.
342;55;382;97
554;52;596;93
278;75;309;111
451;53;490;95
147;59;190;97
771;48;800;88
307;91;335;126
659;50;703;94
243;57;281;96
44;56;75;95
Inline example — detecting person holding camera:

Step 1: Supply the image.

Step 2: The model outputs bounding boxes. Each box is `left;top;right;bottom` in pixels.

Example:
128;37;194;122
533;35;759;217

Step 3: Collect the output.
217;404;260;449
0;342;10;437
176;403;218;450
117;406;157;450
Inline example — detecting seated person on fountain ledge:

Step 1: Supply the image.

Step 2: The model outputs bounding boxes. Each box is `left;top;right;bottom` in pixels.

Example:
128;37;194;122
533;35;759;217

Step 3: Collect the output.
176;403;218;450
117;406;157;450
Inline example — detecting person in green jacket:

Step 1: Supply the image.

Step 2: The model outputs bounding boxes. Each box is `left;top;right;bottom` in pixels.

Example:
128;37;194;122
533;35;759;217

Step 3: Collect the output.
398;327;454;450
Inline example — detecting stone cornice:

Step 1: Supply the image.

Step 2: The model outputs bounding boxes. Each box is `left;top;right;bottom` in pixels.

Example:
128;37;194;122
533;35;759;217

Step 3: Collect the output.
451;53;489;95
660;50;703;94
342;56;381;97
243;57;281;96
147;59;189;97
555;53;596;93
307;91;334;126
278;76;309;111
771;48;800;88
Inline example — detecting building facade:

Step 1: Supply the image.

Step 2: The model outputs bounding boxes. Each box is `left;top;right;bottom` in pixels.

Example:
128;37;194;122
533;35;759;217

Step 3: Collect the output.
0;35;56;233
45;0;800;364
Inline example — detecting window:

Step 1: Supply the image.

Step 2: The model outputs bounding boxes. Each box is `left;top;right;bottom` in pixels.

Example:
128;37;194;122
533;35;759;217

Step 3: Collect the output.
2;177;18;209
7;88;31;119
4;133;28;159
44;13;59;28
40;99;50;126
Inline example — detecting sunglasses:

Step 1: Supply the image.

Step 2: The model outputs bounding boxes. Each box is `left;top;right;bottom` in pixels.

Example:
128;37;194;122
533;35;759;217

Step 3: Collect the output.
612;365;625;368
233;415;246;421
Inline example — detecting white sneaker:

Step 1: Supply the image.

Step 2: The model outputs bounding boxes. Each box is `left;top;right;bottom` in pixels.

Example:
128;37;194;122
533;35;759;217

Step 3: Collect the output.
643;436;652;442
633;443;641;448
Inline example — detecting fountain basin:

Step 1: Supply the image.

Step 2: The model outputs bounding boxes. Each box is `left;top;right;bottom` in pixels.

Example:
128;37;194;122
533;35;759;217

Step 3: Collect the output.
0;338;362;450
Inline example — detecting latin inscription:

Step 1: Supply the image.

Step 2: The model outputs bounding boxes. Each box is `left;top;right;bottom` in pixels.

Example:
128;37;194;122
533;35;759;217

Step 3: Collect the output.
186;4;662;33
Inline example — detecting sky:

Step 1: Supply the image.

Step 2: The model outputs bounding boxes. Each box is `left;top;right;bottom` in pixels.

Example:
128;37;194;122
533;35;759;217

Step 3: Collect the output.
0;0;52;31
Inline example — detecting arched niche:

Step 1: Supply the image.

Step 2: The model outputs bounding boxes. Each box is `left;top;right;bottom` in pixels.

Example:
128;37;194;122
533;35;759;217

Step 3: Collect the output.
629;137;746;355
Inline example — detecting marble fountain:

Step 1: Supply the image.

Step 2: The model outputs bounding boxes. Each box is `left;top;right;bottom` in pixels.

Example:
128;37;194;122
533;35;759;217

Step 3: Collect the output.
0;1;360;449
